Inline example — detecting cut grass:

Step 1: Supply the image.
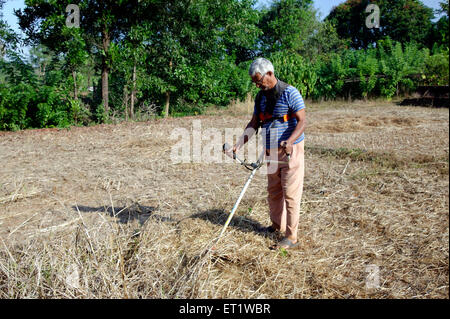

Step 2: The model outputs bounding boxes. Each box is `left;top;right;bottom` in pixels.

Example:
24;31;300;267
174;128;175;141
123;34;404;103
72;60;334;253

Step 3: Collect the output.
0;101;448;298
307;145;449;171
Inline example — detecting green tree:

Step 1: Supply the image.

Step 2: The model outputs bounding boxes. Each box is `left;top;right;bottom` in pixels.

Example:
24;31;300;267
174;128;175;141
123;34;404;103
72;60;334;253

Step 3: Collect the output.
28;44;54;82
326;0;435;49
432;1;449;49
1;47;75;130
140;0;260;117
377;39;426;98
301;20;350;60
17;0;134;115
269;52;317;99
258;0;317;55
314;51;355;100
355;49;378;100
422;47;449;85
0;0;19;60
61;27;88;101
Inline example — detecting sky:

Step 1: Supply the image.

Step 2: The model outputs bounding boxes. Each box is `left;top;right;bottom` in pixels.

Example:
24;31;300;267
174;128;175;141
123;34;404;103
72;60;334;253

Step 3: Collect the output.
2;0;446;32
2;0;25;33
259;0;445;19
1;0;446;56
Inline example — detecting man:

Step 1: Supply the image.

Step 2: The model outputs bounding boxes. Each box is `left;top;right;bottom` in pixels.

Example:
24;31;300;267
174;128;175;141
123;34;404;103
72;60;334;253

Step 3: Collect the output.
227;57;306;250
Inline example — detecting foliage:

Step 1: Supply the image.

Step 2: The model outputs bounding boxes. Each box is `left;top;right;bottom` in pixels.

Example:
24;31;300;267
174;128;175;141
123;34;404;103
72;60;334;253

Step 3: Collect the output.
1;0;19;58
300;20;350;60
327;0;435;49
0;0;448;131
269;52;317;99
0;47;76;130
258;0;317;55
422;47;450;86
106;0;259;117
377;40;426;98
431;1;449;49
355;49;378;99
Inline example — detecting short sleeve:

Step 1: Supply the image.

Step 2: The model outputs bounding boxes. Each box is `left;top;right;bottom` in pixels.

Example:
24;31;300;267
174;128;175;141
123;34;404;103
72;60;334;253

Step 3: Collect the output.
288;88;305;113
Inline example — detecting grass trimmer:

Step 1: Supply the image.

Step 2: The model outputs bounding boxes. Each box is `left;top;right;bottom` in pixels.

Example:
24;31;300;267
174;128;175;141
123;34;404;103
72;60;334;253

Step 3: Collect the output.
212;143;289;248
215;143;265;244
169;146;267;296
170;143;289;297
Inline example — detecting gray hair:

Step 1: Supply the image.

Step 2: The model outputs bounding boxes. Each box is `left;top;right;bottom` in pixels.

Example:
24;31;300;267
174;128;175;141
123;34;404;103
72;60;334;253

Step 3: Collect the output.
248;58;274;77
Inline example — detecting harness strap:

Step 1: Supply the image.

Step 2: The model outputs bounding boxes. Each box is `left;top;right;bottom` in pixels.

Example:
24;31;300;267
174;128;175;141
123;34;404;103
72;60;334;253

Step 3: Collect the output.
255;79;292;129
258;112;295;124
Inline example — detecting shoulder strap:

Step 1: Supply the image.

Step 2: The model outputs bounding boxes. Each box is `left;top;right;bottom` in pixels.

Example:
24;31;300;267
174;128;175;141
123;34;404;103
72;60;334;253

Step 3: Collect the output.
274;80;290;102
264;79;290;116
255;90;263;114
255;79;291;129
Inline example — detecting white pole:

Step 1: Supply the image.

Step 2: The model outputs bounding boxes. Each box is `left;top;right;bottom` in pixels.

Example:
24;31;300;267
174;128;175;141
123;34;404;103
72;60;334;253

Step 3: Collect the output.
215;149;265;244
217;168;258;241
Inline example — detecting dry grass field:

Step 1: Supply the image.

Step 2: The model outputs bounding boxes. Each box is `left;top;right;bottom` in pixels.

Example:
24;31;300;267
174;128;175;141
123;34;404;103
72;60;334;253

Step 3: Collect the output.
0;100;448;298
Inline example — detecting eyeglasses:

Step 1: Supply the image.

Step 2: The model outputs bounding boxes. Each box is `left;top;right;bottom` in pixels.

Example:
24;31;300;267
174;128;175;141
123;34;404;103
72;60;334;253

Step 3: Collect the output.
253;73;266;86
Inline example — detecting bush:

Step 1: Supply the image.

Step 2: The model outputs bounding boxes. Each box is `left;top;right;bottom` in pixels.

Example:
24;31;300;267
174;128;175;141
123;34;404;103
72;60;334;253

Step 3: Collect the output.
270;52;318;99
422;48;449;85
0;82;33;130
34;86;72;128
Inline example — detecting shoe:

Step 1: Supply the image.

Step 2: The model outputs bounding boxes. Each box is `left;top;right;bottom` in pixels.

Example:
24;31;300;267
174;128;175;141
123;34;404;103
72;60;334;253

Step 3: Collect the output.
270;237;299;250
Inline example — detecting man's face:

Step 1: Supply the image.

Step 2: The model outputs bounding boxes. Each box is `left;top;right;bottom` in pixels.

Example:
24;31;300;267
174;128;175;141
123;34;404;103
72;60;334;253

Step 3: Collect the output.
251;72;270;90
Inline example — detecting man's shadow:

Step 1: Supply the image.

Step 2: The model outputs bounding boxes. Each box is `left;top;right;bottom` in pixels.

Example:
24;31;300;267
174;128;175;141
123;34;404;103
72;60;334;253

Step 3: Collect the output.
188;209;267;236
73;203;174;225
72;204;269;237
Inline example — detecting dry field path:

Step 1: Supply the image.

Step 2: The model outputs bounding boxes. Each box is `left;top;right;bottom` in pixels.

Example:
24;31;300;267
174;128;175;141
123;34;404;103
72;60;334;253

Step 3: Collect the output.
0;101;448;298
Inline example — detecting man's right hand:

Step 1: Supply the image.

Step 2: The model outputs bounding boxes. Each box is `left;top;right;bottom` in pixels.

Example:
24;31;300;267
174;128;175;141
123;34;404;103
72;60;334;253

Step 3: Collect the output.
224;143;240;159
223;143;236;158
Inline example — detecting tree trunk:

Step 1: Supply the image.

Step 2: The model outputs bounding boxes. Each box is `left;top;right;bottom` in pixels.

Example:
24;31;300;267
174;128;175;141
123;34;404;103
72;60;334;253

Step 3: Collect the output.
131;62;136;120
72;70;78;100
164;91;170;118
164;60;173;118
101;28;111;114
87;63;92;92
123;86;129;121
101;65;109;112
39;63;46;82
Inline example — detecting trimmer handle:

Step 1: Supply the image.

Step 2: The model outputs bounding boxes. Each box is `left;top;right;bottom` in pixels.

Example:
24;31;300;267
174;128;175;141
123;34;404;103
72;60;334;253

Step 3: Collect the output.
223;143;236;159
280;141;291;162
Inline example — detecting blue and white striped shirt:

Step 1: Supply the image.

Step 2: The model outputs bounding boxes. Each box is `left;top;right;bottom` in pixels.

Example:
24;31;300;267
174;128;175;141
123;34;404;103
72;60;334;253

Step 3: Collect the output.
254;85;305;149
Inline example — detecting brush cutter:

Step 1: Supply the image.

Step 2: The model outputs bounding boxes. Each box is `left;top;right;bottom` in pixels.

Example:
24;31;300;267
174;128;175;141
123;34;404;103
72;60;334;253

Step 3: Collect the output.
213;143;289;246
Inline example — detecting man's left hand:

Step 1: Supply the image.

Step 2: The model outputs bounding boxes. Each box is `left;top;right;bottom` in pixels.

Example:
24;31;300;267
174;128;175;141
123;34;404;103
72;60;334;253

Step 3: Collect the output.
280;140;293;157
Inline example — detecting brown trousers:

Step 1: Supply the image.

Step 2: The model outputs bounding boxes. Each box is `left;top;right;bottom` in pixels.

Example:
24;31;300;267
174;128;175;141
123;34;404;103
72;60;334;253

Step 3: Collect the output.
266;140;305;241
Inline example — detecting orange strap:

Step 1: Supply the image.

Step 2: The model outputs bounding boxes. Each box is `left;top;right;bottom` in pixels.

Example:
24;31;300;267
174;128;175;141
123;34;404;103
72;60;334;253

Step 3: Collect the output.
259;113;294;123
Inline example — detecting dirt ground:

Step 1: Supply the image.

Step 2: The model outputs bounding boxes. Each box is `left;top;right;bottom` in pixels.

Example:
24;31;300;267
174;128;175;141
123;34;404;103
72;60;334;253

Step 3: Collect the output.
0;100;448;298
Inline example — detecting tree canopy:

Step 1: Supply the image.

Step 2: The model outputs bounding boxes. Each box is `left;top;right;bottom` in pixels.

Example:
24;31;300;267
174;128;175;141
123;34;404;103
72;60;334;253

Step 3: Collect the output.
326;0;435;49
0;0;448;130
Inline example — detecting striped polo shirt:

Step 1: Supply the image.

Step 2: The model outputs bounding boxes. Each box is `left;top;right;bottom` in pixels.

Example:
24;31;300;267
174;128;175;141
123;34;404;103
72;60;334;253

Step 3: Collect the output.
254;83;305;150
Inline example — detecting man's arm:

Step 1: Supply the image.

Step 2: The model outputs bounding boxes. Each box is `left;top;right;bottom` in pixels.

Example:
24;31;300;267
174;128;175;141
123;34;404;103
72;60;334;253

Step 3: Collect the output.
280;109;306;155
232;112;259;153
